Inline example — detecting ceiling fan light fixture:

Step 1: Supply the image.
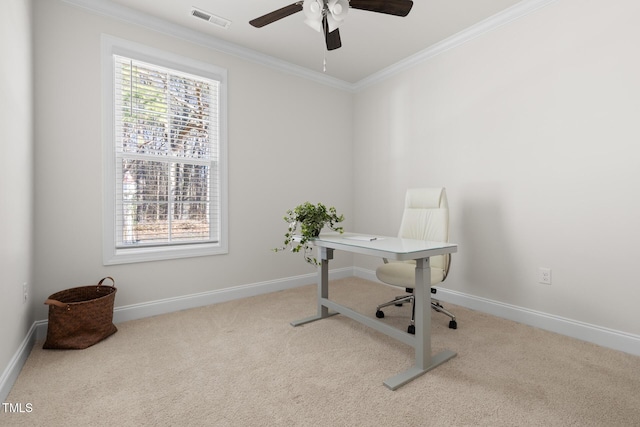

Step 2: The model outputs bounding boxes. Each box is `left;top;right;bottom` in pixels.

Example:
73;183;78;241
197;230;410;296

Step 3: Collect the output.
328;0;349;20
327;0;349;32
303;18;323;32
303;0;324;32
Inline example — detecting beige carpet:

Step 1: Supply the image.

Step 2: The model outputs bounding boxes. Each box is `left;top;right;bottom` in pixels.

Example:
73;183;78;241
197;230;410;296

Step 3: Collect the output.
4;277;640;426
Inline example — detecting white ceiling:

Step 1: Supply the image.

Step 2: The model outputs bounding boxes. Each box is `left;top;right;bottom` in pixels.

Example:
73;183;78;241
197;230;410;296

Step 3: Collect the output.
93;0;527;83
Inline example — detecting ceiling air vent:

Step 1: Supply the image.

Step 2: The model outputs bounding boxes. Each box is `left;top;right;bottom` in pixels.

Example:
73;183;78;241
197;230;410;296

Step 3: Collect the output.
191;7;231;29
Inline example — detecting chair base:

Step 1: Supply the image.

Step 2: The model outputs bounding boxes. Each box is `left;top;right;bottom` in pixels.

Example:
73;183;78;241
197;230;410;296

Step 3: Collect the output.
375;290;457;333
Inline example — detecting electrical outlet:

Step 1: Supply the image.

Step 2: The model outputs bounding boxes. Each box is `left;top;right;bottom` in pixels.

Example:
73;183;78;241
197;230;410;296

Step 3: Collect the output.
23;282;28;303
539;268;551;285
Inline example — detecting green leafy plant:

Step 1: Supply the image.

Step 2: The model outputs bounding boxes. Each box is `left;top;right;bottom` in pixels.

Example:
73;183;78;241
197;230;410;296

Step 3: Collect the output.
274;202;345;265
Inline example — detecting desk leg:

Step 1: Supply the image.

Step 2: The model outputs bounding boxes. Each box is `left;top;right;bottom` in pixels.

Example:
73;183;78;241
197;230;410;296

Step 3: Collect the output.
291;247;338;326
383;257;456;390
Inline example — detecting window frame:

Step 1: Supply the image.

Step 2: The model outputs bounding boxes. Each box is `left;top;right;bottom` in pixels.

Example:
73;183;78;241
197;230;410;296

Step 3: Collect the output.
101;35;228;265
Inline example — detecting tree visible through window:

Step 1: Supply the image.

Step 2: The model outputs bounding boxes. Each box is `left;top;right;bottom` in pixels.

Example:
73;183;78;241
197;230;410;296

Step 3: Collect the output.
103;37;227;264
115;55;219;248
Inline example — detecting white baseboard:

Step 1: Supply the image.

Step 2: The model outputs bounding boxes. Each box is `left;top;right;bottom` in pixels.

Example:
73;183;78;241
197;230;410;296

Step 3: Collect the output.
353;267;640;357
110;267;353;324
0;322;40;402
4;266;639;402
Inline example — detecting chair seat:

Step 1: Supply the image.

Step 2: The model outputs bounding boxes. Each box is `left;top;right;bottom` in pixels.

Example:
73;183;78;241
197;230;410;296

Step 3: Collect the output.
376;260;445;288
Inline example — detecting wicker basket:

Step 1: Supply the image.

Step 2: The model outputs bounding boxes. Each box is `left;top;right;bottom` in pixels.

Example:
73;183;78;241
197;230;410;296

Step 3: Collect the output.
43;277;118;350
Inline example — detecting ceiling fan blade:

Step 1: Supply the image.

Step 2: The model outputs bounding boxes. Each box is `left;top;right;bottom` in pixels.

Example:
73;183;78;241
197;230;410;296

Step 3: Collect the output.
349;0;413;17
249;2;304;28
323;17;342;50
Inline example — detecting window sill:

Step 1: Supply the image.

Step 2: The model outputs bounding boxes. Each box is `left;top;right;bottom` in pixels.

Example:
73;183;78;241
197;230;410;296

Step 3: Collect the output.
103;242;228;265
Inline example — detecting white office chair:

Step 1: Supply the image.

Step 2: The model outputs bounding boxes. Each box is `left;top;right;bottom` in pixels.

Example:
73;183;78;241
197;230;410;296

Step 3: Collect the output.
375;188;457;334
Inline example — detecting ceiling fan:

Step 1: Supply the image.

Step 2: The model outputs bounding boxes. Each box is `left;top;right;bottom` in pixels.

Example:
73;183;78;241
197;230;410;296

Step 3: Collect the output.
249;0;414;51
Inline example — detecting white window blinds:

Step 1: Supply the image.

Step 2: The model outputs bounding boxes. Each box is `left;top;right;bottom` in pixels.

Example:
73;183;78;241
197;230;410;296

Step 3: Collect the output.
113;55;220;248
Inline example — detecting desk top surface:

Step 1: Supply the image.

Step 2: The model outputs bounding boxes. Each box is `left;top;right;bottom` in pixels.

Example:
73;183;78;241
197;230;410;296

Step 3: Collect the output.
313;232;457;261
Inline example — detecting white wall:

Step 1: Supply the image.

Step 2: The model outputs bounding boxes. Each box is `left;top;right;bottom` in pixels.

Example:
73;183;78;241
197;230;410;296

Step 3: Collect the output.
0;0;35;386
31;0;353;320
353;0;640;335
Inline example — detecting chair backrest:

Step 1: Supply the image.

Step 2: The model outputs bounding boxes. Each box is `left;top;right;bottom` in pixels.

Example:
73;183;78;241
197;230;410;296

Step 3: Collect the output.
397;188;450;277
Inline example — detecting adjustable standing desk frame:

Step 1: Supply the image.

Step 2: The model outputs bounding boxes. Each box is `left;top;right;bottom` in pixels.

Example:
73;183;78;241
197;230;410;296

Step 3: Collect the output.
291;233;458;390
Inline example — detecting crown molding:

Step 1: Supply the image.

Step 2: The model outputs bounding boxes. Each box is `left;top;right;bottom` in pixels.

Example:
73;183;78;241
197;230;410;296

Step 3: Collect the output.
61;0;556;93
61;0;353;92
353;0;558;90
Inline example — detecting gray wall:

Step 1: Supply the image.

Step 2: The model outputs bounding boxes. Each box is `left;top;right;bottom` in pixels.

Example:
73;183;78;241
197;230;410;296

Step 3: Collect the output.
0;0;35;381
352;0;640;335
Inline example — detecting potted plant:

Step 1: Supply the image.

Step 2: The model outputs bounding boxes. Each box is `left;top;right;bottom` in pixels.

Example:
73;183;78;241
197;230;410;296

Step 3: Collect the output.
274;202;345;265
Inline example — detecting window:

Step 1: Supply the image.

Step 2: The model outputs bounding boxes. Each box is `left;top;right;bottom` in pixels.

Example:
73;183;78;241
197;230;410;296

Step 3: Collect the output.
102;36;227;264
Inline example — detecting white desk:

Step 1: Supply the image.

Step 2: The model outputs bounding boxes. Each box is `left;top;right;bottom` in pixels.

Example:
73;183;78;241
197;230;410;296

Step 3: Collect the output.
291;233;458;390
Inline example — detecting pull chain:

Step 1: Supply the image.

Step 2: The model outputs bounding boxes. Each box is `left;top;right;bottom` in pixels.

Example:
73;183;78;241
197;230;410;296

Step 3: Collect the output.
322;37;327;73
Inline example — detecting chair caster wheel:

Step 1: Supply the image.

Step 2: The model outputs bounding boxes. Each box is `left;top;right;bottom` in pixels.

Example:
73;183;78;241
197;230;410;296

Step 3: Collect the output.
407;325;415;335
376;310;385;319
449;320;457;329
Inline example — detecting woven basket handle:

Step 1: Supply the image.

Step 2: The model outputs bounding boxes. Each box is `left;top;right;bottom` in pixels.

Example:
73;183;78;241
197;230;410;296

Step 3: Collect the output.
97;276;115;287
44;277;115;307
44;299;67;308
